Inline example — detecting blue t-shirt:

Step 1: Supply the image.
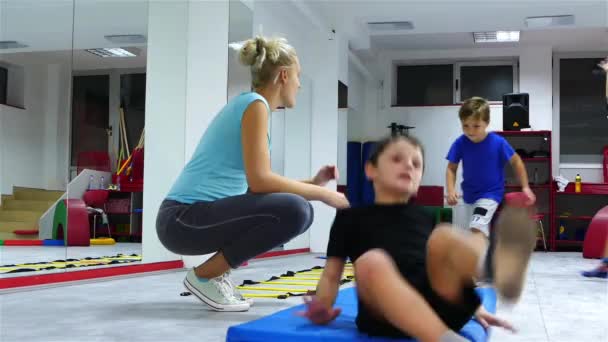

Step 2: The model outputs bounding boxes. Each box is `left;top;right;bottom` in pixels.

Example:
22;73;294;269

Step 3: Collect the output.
166;92;271;204
446;132;514;204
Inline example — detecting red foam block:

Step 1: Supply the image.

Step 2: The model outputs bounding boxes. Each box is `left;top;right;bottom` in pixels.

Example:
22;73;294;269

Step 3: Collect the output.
4;240;44;246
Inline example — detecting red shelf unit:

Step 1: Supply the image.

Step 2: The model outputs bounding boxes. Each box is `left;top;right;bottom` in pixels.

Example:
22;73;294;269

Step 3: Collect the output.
496;130;554;250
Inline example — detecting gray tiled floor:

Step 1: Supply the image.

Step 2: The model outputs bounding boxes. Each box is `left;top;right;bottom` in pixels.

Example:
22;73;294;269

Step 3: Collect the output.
0;252;606;342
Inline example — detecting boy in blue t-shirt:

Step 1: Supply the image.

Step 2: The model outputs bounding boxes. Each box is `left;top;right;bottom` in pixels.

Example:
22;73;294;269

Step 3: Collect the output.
446;97;535;246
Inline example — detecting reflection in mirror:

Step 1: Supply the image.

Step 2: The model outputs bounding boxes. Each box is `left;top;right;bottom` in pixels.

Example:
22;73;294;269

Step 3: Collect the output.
64;0;148;270
0;0;73;277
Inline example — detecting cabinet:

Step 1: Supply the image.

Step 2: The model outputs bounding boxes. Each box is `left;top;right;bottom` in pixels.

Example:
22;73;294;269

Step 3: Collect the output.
553;183;608;251
496;130;553;250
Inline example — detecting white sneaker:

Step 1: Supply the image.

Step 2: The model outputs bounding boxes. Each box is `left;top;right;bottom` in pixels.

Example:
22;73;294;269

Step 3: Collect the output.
223;271;254;306
183;269;250;312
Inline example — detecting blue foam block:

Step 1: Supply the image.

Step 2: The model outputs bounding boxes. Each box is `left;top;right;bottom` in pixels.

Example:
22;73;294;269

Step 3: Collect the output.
226;287;497;342
43;239;65;246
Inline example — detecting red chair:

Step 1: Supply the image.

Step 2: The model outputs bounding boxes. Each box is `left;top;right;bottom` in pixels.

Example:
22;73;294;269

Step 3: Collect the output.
583;206;608;259
504;193;547;251
412;186;444;207
77;151;111;175
82;189;111;238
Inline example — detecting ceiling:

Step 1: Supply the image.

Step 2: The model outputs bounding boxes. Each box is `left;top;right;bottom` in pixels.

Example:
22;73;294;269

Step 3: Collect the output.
1;0;607;71
368;27;608;51
304;0;608;51
0;0;148;70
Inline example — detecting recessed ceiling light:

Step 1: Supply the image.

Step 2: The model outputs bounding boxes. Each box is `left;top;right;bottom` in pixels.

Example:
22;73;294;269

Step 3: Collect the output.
0;41;28;49
368;21;414;31
86;48;136;58
473;31;520;43
525;15;574;28
104;34;147;44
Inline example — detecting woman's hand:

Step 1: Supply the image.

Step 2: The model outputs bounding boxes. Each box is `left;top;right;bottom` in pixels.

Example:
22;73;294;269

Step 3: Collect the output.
312;165;339;186
320;189;350;209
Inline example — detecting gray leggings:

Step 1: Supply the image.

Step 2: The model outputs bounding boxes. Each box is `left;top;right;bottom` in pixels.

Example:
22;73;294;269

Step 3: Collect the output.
156;193;314;268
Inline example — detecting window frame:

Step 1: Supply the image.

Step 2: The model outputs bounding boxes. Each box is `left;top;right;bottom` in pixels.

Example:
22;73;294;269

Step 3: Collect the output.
454;60;519;103
552;51;608;173
391;59;519;106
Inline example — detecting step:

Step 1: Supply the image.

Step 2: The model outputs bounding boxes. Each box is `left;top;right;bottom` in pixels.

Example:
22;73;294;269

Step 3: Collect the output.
13;190;63;202
0;221;38;233
0;210;43;222
1;199;55;212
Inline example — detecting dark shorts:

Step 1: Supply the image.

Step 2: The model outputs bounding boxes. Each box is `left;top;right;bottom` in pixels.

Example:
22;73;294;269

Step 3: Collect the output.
356;275;481;338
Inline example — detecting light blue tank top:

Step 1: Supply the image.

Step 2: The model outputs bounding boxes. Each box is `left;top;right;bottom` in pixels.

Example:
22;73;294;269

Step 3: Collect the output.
166;92;271;203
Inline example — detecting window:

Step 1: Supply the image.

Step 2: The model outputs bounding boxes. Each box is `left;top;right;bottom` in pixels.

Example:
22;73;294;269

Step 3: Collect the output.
0;66;7;105
559;58;608;163
458;64;515;102
395;64;453;106
393;61;517;106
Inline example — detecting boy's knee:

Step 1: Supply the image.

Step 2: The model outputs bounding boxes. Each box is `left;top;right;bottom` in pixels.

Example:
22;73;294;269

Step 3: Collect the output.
355;249;394;281
428;224;454;256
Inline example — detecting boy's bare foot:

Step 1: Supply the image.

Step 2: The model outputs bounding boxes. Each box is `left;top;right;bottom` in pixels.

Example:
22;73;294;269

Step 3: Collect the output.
492;193;537;302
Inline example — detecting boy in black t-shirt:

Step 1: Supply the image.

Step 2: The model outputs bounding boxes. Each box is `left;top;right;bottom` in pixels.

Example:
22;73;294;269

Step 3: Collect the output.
299;135;536;342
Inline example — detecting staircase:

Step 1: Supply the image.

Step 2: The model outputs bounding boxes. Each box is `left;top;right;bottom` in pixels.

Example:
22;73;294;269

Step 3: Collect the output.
0;187;63;240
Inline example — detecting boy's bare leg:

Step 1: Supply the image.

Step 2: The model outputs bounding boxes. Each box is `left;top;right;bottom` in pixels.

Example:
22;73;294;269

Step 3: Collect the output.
354;249;466;342
469;229;489;251
427;204;536;303
427;225;486;303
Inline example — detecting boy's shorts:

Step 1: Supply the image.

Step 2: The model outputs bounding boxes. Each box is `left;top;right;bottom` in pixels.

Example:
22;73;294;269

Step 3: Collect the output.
356;275;481;338
464;198;499;237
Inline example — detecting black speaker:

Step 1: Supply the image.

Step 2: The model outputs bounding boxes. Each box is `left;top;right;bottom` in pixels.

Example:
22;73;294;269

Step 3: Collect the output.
503;93;530;131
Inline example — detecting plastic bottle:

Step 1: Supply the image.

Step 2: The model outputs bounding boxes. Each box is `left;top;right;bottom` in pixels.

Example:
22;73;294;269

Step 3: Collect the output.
575;174;582;193
100;176;105;190
88;175;95;190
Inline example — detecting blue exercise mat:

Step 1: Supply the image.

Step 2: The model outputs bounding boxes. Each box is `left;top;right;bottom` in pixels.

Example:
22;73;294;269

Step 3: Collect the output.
361;141;377;205
226;286;497;342
346;142;363;207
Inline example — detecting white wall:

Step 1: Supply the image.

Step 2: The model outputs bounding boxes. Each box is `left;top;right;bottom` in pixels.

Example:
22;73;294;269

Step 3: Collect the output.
143;0;230;267
270;109;285;175
0;62;71;195
227;0;253;100
143;1;189;264
44;64;71;191
338;35;349;86
1;65;46;195
519;46;553;131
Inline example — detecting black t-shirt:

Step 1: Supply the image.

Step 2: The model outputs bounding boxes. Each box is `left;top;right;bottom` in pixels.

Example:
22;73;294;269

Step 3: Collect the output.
327;202;435;281
326;203;436;330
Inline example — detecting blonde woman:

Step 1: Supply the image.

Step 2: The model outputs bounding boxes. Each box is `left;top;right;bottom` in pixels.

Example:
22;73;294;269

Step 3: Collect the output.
156;36;349;311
